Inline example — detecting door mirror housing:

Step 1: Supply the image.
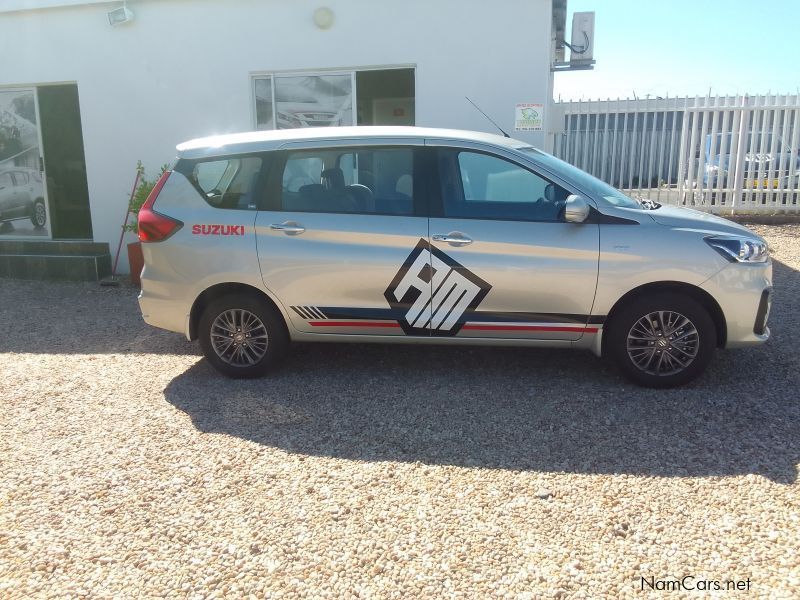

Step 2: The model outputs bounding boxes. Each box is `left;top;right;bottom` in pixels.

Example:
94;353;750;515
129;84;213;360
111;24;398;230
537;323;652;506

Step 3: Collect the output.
564;194;591;223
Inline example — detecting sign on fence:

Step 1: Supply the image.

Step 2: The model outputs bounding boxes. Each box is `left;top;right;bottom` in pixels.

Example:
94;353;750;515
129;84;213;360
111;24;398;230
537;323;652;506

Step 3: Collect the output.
515;103;544;131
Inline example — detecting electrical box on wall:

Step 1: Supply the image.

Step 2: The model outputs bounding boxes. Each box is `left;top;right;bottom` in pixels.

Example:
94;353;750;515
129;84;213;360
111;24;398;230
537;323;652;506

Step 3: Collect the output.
552;10;596;71
107;6;134;26
570;11;595;63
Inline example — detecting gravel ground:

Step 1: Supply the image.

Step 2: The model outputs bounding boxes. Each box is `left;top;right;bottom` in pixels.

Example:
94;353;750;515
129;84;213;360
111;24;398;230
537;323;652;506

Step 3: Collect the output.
1;225;799;598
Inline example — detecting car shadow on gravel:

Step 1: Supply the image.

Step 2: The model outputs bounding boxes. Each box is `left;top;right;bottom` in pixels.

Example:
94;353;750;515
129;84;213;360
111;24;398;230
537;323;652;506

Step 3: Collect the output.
164;257;800;483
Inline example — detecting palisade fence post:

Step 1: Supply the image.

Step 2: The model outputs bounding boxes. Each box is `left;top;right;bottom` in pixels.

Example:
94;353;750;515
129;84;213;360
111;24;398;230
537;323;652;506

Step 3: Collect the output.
600;97;610;182
610;98;620;187
591;98;601;177
581;99;590;171
789;105;800;210
767;94;782;211
731;95;750;214
676;97;691;204
726;95;743;206
777;96;792;209
694;96;711;207
716;99;732;208
564;98;573;165
684;100;701;205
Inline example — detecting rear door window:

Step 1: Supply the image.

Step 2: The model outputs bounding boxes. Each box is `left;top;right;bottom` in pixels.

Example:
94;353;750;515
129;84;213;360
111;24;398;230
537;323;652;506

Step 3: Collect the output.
280;147;415;216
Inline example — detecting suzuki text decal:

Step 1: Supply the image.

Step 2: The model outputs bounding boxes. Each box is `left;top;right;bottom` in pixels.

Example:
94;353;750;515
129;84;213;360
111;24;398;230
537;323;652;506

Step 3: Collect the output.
191;224;245;236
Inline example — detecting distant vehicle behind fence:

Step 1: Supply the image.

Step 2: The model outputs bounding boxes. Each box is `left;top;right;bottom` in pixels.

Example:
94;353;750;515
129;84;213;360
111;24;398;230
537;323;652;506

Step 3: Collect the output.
701;132;800;189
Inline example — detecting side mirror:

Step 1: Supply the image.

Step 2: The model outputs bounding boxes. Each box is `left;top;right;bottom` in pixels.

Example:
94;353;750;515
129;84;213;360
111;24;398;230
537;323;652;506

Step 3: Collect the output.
564;194;591;223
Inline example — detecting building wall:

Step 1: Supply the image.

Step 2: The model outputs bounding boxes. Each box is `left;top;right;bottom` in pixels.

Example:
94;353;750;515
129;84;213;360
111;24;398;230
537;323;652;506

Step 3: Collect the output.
0;0;554;269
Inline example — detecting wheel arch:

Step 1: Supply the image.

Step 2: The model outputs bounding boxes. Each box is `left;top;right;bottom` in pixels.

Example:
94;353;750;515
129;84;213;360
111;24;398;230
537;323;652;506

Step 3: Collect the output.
602;281;727;351
189;282;287;341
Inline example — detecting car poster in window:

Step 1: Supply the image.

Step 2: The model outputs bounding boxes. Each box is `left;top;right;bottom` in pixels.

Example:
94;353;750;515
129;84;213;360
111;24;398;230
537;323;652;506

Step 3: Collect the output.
273;75;353;130
0;88;51;238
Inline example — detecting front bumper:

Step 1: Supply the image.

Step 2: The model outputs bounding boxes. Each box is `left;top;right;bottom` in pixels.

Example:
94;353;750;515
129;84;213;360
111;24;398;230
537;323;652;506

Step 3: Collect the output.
700;260;772;348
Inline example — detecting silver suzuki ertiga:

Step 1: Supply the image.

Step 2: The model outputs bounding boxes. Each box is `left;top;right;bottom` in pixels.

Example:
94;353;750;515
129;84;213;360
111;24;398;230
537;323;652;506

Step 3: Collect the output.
137;127;772;388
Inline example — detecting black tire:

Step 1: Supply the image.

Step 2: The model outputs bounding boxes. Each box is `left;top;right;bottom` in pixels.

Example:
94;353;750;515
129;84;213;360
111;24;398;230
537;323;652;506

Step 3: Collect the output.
606;292;716;388
199;293;289;378
30;199;47;229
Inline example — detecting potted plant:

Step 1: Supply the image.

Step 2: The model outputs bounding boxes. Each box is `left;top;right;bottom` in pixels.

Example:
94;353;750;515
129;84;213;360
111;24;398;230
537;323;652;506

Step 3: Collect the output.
124;162;166;285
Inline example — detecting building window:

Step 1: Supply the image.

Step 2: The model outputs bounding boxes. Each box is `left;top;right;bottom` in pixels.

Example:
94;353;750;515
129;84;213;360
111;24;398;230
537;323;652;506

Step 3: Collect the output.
253;68;414;130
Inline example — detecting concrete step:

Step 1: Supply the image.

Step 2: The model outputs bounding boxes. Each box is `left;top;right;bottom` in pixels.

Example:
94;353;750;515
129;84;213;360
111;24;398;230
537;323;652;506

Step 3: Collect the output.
0;240;112;281
0;240;111;256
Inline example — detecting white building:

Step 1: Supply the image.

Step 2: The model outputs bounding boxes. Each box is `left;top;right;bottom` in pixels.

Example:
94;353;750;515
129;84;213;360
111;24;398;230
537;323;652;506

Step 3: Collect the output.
0;0;570;277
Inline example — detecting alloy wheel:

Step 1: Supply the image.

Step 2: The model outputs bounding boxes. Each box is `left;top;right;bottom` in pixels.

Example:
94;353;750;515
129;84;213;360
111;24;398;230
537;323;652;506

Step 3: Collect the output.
210;308;269;367
626;310;700;376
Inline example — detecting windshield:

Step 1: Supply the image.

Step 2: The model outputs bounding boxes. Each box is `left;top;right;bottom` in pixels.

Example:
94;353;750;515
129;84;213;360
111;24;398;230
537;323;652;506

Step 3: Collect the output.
519;148;643;210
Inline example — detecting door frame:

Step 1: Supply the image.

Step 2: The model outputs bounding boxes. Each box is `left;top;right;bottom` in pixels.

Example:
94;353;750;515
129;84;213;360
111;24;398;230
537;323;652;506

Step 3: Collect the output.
423;138;601;341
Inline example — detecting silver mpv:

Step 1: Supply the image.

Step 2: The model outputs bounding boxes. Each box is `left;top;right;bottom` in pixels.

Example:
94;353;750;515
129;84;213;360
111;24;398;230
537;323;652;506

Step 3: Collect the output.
137;127;772;388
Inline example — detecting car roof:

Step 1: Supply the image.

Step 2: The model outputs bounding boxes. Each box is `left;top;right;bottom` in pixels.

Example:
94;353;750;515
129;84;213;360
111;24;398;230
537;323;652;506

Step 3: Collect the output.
176;126;530;159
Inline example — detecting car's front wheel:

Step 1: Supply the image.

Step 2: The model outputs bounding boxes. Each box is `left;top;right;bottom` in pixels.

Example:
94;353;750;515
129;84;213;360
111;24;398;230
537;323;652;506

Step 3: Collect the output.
199;294;289;378
607;292;716;388
30;199;47;229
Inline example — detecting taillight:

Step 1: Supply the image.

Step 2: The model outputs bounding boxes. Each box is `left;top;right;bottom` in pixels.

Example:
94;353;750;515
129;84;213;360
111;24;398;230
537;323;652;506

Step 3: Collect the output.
137;171;183;242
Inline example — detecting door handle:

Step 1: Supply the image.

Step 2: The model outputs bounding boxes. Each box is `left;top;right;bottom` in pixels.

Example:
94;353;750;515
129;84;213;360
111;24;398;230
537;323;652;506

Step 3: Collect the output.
270;221;305;235
432;232;473;246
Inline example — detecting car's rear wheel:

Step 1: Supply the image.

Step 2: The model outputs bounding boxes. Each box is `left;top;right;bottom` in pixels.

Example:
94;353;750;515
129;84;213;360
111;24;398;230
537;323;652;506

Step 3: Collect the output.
30;199;46;229
199;294;289;378
607;292;716;388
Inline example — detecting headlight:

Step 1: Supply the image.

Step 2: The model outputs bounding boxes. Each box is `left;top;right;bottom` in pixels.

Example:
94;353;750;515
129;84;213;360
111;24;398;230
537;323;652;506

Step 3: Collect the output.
705;236;769;263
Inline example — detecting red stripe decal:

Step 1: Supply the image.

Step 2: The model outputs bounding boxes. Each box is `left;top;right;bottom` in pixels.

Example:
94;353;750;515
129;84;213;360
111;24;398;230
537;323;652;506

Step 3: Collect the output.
461;324;599;333
309;321;401;328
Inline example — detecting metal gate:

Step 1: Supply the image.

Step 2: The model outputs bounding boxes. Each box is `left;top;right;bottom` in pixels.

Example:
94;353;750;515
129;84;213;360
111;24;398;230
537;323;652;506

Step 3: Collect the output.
553;94;800;213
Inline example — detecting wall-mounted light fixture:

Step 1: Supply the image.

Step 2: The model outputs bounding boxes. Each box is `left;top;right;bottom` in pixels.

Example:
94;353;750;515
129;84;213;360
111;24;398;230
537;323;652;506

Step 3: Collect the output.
108;2;134;27
313;7;335;30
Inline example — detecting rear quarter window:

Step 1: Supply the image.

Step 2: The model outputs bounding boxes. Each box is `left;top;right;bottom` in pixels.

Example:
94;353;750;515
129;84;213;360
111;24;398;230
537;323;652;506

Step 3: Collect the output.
177;156;264;210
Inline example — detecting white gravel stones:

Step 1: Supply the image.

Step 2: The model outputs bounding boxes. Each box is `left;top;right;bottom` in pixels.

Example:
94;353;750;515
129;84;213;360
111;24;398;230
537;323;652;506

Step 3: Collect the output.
1;224;799;597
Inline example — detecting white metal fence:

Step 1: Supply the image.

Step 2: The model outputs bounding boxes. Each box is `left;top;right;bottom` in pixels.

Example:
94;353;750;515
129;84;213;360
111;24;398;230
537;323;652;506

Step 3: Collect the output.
553;94;800;213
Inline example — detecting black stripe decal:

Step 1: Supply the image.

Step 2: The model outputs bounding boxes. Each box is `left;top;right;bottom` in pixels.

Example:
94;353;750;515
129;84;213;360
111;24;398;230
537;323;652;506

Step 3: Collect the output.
309;306;326;320
316;306;606;325
291;306;309;319
319;307;401;321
